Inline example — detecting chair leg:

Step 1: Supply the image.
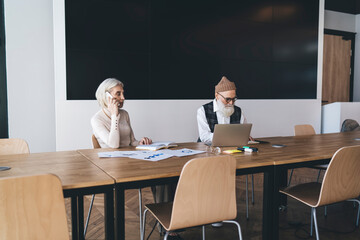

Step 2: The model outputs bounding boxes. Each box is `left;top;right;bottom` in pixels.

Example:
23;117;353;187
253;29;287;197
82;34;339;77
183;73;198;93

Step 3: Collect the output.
139;188;143;240
357;200;360;227
142;208;149;240
163;231;169;240
316;170;322;182
288;169;294;186
347;199;360;227
312;208;320;240
84;194;96;238
310;209;313;237
245;175;249;219
357;201;360;227
251;174;255;204
202;225;206;240
324;206;327;217
223;220;243;240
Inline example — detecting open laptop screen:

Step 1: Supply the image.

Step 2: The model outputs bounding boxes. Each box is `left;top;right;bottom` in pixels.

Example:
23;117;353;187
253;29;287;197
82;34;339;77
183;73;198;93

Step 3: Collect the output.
212;124;252;147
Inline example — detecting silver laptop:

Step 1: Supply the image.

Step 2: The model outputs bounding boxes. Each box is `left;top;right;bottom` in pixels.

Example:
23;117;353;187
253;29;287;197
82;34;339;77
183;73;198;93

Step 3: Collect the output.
212;123;252;147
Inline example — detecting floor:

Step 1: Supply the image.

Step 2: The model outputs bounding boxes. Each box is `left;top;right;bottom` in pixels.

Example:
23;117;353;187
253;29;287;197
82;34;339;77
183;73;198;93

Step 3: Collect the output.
65;168;360;240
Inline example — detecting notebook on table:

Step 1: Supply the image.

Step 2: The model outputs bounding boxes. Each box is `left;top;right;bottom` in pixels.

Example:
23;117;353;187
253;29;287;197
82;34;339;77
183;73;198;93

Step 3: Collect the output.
135;142;178;151
212;123;252;147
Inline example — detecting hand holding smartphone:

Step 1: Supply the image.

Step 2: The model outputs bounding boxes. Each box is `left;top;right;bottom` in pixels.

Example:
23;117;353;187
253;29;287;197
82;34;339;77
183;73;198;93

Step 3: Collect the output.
106;92;119;116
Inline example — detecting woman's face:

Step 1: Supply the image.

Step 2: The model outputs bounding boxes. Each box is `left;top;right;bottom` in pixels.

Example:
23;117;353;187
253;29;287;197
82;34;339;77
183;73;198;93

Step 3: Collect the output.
109;85;125;108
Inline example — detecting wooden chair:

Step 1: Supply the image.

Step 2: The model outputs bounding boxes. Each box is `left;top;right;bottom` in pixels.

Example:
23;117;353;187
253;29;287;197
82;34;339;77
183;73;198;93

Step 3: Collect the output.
87;135;145;239
294;124;316;136
142;155;242;240
91;134;101;148
0;138;29;155
199;138;254;219
0;174;69;240
293;122;360;182
288;125;317;186
280;146;360;240
0;138;29;172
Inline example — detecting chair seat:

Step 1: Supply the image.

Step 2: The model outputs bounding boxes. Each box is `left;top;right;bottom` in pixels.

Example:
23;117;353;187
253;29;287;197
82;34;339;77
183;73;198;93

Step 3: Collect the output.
145;202;173;231
280;182;321;207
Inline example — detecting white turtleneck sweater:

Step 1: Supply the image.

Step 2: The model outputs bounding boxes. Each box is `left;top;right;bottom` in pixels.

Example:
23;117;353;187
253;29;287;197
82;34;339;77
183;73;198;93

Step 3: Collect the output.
91;108;139;148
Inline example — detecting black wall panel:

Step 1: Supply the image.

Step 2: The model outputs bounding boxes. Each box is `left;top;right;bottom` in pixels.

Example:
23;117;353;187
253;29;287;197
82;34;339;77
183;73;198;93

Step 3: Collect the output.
66;0;319;100
325;0;360;15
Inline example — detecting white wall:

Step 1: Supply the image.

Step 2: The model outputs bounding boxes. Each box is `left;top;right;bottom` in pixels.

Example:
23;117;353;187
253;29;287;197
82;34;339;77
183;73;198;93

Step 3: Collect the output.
324;10;356;32
56;99;322;151
4;0;325;152
4;0;56;153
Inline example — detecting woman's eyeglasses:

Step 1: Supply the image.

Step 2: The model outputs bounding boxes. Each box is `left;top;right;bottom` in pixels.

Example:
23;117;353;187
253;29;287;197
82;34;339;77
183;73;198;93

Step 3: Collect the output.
217;92;237;103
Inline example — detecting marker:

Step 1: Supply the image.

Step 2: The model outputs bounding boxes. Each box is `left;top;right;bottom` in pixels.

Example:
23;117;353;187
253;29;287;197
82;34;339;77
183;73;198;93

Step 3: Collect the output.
223;149;243;154
238;147;258;152
244;148;255;153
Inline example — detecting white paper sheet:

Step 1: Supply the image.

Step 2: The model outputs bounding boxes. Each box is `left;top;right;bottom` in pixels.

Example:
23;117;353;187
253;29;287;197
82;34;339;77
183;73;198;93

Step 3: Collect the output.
129;152;174;161
98;151;150;158
159;148;205;157
97;148;204;161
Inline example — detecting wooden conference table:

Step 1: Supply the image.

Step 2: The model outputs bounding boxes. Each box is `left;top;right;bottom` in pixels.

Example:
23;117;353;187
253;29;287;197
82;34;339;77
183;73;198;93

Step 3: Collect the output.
78;131;360;240
0;151;115;240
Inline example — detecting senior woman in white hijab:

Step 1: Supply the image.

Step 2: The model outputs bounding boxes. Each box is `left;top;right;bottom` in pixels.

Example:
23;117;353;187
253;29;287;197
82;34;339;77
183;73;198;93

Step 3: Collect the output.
91;78;152;147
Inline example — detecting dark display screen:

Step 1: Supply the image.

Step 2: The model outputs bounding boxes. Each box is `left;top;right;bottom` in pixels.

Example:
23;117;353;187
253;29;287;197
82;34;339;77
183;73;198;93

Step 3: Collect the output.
65;0;319;99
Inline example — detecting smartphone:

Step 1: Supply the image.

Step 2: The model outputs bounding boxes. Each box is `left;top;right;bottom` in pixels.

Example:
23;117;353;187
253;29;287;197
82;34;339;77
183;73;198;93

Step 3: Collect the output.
106;92;121;107
106;92;113;104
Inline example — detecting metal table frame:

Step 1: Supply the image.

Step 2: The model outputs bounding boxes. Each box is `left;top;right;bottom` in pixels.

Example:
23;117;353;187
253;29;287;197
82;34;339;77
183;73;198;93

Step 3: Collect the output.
64;184;115;240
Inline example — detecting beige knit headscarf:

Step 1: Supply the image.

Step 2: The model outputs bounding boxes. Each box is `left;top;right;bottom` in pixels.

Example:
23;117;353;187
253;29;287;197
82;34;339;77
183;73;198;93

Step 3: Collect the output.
215;76;236;93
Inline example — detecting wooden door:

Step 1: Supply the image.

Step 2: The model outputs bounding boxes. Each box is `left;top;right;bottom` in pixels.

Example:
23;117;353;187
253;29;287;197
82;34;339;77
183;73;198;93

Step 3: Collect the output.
322;34;352;104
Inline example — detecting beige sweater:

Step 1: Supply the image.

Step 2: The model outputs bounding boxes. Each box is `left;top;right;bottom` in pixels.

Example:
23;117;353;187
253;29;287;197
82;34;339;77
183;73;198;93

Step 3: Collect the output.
91;108;139;148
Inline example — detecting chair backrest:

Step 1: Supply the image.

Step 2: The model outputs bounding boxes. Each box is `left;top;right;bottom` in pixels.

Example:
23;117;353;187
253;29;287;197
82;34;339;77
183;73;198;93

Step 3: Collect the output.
341;119;360;132
168;155;237;230
317;145;360;207
294;124;316;136
0;138;29;155
0;174;69;240
92;135;101;149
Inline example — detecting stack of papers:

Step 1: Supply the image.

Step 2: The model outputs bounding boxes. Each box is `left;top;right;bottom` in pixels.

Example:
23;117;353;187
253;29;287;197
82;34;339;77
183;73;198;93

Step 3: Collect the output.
98;148;204;161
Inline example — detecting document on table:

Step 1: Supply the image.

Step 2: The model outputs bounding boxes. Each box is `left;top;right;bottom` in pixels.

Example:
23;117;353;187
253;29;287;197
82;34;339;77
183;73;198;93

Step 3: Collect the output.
98;148;205;161
98;150;173;161
159;148;205;157
130;152;174;161
98;151;139;158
